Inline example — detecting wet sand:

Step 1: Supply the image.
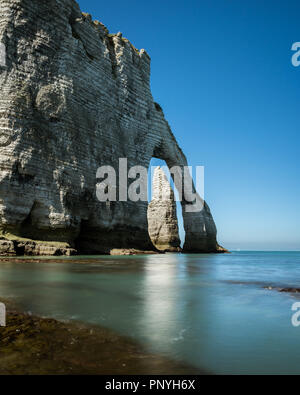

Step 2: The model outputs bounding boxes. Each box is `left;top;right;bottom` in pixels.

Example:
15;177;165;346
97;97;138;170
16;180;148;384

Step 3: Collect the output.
0;299;205;375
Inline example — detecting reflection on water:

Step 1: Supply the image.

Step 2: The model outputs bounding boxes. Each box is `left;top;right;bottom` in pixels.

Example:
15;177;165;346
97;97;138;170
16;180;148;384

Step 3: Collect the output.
1;251;300;374
142;256;178;345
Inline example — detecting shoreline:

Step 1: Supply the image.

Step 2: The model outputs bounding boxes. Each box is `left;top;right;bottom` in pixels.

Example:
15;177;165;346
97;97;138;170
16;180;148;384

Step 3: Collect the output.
0;298;207;375
0;235;228;257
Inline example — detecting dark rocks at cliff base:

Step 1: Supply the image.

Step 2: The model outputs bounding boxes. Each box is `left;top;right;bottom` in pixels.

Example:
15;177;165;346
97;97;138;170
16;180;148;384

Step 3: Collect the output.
264;286;300;294
0;238;76;256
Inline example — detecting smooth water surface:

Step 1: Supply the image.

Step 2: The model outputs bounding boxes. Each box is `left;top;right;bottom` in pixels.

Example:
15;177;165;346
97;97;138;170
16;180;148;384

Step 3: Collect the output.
1;251;300;374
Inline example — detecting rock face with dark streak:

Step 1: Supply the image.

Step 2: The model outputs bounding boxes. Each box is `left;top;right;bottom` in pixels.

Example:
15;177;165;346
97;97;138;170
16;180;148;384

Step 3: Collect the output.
0;0;223;255
148;167;181;252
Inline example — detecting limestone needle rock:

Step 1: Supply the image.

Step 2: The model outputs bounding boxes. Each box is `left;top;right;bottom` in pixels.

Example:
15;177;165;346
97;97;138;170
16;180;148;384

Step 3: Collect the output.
148;167;181;252
0;0;224;255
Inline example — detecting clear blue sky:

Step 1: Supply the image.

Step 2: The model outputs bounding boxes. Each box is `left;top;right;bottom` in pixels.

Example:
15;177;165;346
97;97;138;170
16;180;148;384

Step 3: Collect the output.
77;0;300;251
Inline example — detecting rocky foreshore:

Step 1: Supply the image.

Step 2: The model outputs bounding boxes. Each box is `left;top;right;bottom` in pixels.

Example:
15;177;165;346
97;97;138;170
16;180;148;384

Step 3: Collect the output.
0;237;77;257
0;237;162;257
0;236;228;257
264;286;300;294
0;300;206;375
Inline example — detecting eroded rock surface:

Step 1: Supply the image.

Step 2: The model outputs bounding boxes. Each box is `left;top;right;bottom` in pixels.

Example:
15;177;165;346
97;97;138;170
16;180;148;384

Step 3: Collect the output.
148;167;181;252
0;238;76;256
0;0;222;255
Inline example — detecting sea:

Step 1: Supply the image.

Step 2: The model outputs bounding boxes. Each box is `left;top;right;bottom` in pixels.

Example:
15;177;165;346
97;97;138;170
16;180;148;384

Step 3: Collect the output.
1;251;300;374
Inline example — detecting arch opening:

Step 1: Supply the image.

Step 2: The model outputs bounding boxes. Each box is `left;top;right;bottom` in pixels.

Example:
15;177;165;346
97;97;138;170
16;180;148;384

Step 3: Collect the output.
147;158;185;252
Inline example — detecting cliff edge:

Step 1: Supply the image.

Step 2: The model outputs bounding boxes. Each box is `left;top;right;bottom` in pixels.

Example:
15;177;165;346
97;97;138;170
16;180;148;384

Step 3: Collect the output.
0;0;223;255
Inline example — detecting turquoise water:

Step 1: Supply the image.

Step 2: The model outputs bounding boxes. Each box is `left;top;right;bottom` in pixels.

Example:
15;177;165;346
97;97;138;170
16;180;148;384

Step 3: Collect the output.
1;251;300;374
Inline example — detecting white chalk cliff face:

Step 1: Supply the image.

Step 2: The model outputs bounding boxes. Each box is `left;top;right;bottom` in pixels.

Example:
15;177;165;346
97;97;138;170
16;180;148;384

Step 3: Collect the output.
148;167;181;252
0;0;223;255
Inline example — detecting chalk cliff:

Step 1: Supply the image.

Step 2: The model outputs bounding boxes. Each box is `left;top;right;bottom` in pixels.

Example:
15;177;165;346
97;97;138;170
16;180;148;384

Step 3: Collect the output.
0;0;222;255
148;167;181;252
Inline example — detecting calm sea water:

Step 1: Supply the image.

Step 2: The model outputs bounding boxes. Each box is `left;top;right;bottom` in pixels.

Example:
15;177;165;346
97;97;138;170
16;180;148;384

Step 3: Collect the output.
1;251;300;374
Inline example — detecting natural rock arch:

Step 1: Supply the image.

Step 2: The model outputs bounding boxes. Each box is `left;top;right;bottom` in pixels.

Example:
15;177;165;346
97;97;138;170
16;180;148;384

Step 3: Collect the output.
0;0;224;255
148;108;220;253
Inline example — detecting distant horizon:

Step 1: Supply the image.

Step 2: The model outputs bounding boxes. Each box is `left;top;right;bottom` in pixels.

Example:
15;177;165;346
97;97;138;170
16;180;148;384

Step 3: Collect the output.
227;249;300;252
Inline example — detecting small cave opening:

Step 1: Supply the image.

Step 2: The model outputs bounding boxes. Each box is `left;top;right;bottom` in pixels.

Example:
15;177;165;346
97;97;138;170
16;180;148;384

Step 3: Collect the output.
18;201;41;240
